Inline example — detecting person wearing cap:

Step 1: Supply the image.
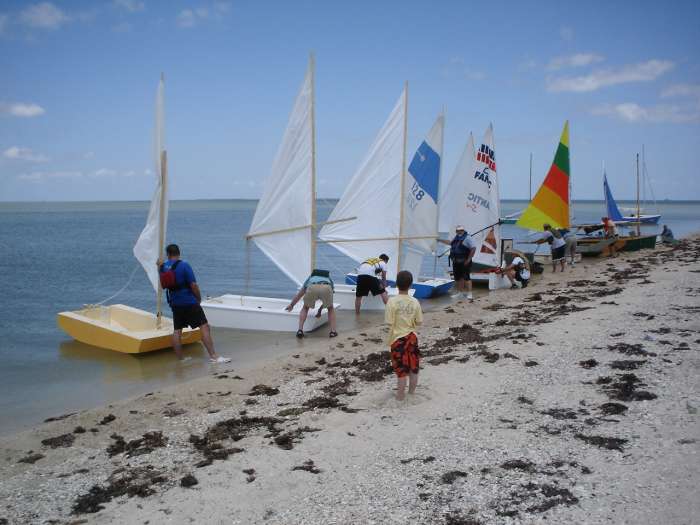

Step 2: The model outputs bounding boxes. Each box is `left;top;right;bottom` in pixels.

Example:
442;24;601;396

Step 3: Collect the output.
438;226;476;301
285;269;337;339
500;254;531;289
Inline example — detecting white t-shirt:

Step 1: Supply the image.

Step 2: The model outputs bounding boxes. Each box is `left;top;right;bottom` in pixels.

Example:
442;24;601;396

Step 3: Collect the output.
511;256;530;280
543;231;566;250
358;260;388;277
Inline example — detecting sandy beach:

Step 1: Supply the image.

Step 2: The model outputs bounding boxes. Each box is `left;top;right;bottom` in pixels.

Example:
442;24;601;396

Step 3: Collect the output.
1;239;698;525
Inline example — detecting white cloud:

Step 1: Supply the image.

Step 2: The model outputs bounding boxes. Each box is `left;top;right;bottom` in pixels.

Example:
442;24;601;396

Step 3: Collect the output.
547;59;674;93
0;14;8;35
3;146;49;162
114;0;145;13
83;151;95;159
20;2;69;30
112;21;133;33
660;83;700;99
547;53;604;71
441;57;486;81
17;168;145;182
560;26;574;42
176;9;197;27
517;58;538;72
177;2;231;27
591;102;700;124
0;102;45;117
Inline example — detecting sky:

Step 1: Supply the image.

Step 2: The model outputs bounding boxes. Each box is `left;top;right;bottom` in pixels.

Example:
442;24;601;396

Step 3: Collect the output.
1;0;699;202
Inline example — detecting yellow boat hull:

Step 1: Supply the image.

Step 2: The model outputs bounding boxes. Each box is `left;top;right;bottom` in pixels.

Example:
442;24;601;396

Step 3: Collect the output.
57;304;201;354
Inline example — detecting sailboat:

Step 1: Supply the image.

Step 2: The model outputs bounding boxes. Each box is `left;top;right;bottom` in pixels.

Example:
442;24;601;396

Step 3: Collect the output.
200;56;339;332
440;124;510;290
604;172;660;224
57;75;202;353
319;85;451;300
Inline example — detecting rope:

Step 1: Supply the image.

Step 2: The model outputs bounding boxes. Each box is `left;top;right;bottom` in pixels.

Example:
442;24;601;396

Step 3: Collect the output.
86;264;141;308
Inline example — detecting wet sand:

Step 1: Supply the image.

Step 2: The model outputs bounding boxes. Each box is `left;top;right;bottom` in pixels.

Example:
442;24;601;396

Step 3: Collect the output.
1;238;698;524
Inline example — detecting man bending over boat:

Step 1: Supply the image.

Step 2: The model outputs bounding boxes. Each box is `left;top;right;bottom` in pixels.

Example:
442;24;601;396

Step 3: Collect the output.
159;244;230;364
536;224;566;272
354;255;390;314
438;225;475;301
500;255;530;289
285;269;338;339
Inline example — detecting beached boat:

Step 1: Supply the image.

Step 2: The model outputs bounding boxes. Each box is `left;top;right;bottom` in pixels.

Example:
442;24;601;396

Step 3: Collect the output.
57;75;201;353
320;86;452;299
439;125;510;290
201;56;338;332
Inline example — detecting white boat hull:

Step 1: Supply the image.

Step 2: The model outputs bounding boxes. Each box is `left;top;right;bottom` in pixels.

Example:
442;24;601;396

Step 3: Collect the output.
471;272;512;290
333;284;412;311
201;294;336;332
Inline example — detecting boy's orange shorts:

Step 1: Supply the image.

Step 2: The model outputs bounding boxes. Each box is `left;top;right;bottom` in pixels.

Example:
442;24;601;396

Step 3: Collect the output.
390;332;420;378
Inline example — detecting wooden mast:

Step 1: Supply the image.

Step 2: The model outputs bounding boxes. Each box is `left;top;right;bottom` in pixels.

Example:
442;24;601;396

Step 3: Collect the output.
636;153;641;237
396;81;408;274
155;72;166;329
309;53;317;273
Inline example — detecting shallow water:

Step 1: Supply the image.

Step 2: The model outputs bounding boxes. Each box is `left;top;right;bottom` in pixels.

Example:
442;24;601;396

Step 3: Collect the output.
0;199;697;434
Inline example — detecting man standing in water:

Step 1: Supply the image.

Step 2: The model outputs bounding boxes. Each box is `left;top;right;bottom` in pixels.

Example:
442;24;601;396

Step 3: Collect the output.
159;244;230;363
439;226;475;301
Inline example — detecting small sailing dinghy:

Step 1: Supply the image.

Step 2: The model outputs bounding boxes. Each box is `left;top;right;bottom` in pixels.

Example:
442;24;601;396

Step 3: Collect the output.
201;56;339;332
58;76;201;353
604;173;660;224
440;125;510;290
320;86;449;300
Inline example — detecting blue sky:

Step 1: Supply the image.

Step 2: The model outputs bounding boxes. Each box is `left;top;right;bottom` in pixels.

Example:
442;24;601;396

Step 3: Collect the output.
1;0;699;202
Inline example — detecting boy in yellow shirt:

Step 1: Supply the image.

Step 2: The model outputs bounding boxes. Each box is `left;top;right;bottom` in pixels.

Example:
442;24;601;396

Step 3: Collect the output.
384;270;423;400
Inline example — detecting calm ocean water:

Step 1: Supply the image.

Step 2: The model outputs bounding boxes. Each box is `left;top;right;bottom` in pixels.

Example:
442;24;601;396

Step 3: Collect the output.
0;199;698;434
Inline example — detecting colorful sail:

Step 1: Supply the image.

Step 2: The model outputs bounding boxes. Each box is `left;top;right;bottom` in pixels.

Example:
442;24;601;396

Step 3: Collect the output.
603;173;624;221
400;113;444;278
516;121;570;230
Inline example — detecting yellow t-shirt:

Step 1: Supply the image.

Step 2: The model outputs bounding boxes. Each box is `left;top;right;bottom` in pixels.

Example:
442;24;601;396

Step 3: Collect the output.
384;294;423;344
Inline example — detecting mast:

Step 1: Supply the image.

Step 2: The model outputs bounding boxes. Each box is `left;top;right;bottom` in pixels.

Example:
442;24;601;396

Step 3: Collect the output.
156;149;167;328
529;152;532;201
309;53;317;272
396;81;408;274
636;153;641;237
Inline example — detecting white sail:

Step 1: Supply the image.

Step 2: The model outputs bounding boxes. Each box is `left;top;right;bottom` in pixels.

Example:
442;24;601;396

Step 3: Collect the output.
400;113;444;278
133;75;166;292
248;61;313;287
319;88;406;281
438;133;474;234
468;123;501;268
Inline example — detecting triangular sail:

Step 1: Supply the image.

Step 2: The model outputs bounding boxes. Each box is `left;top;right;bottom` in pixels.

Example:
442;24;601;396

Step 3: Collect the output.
603;173;623;221
248;60;314;287
319;88;406;281
516;121;570;230
400;113;444;278
133;75;166;292
468;124;501;268
438;133;475;234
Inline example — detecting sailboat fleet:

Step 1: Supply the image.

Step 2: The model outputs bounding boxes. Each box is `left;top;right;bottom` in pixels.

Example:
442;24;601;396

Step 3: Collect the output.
56;57;662;352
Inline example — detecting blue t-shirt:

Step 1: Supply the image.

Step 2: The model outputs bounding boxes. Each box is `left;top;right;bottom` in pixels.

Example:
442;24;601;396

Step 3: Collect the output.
302;275;334;291
162;259;198;307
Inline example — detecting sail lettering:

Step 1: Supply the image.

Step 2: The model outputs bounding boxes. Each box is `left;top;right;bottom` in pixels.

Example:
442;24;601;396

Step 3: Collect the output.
467;192;490;210
476;144;496;171
473;166;492;189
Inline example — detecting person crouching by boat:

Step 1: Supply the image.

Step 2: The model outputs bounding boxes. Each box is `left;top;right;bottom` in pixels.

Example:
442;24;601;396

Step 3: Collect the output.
385;270;423;401
354;255;390;314
501;255;531;289
661;225;677;246
536;224;566;273
602;217;619;257
286;269;338;339
159;244;230;363
438;225;475;301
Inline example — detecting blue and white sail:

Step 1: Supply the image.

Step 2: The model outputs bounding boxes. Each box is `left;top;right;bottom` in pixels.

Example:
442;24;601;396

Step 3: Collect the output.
400;113;444;279
603;172;624;222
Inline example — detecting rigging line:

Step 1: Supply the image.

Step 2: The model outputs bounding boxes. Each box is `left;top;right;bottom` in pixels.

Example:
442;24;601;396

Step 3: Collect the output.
91;264;141;307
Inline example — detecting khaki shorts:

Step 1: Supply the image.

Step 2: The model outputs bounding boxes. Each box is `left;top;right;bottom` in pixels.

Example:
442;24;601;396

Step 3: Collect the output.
303;283;333;308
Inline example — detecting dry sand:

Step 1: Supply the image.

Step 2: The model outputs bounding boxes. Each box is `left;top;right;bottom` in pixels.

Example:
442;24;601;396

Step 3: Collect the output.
1;239;699;525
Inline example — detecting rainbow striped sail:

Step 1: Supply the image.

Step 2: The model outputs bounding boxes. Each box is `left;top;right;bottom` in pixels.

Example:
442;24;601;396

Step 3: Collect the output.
516;121;570;230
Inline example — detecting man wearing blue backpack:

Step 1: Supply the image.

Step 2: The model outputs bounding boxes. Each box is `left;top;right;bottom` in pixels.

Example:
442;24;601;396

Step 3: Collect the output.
159;244;230;363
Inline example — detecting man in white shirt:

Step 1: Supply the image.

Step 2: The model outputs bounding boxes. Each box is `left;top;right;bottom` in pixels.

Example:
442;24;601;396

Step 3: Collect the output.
354;254;390;314
501;255;531;289
536;224;567;273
